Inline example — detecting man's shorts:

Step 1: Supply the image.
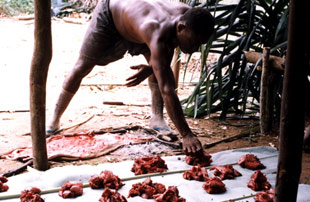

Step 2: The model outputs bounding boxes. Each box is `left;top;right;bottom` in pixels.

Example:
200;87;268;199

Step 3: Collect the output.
79;0;150;65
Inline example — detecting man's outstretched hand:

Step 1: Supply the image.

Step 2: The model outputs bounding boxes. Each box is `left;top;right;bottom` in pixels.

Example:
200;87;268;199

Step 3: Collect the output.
125;64;153;87
182;134;203;155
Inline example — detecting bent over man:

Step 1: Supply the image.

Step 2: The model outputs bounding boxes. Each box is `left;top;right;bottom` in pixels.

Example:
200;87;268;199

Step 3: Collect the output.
47;0;215;154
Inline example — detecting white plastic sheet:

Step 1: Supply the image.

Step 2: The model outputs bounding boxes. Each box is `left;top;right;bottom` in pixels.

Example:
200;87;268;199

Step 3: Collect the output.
1;146;309;202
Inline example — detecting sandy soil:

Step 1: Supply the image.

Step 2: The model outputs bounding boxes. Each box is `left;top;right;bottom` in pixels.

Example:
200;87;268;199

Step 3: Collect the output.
0;17;309;184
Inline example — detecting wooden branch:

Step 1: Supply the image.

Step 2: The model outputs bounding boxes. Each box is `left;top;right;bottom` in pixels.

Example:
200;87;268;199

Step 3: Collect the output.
243;51;285;71
204;125;260;148
29;0;52;171
63;17;85;25
260;47;274;134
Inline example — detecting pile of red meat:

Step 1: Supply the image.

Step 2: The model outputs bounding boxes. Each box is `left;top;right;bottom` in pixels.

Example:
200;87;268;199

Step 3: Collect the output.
58;181;83;198
20;187;44;202
153;186;186;202
248;170;271;191
89;170;124;190
184;151;212;167
238;154;266;170
183;165;209;181
128;177;166;199
203;177;226;194
210;165;242;180
254;188;274;202
99;188;127;202
131;155;168;175
6;152;275;202
128;178;185;202
0;176;9;192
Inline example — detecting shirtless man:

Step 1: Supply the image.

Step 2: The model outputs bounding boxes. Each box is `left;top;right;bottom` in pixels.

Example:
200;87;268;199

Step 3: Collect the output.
47;0;215;154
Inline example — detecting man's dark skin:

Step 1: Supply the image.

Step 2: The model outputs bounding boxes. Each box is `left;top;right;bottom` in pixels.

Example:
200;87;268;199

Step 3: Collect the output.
47;0;214;155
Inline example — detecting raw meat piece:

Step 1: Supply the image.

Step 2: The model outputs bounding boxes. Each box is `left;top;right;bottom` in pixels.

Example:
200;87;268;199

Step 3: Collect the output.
20;187;44;202
89;170;124;190
210;165;242;180
0;176;9;192
203;177;226;194
153;186;186;202
58;181;83;198
0;176;8;183
128;178;166;199
99;188;127;202
248;170;271;191
183;165;209;181
254;188;274;202
184;151;212;167
131;155;168;175
238;154;266;170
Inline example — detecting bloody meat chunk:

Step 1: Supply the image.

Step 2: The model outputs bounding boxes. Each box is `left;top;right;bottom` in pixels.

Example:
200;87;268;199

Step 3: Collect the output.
131;155;168;175
128;178;166;199
184;151;212;167
203;177;226;194
254;188;274;202
209;165;242;180
20;187;44;202
99;188;127;202
183;165;209;181
58;181;83;198
153;186;186;202
0;176;9;192
248;170;271;191
89;170;124;190
238;154;266;170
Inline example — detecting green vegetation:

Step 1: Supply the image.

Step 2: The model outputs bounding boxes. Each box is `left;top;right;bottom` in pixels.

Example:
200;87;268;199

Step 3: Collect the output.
0;0;34;16
182;0;289;120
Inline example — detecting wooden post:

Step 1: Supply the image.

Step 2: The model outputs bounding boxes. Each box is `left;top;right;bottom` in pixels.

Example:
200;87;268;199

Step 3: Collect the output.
260;47;274;134
274;0;307;201
29;0;52;170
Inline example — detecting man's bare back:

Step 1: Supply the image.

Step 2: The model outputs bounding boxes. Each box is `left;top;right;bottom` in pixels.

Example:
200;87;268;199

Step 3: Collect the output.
110;0;190;45
47;0;215;155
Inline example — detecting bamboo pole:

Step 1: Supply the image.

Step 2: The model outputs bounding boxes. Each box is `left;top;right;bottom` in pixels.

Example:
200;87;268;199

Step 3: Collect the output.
29;0;52;170
274;0;307;201
260;47;274;134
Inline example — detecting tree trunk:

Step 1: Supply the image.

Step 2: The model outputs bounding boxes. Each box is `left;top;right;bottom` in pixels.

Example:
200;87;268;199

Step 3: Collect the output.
29;0;53;170
274;0;307;201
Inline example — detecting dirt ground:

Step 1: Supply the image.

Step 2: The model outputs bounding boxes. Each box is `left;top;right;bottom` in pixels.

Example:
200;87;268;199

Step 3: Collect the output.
0;17;309;184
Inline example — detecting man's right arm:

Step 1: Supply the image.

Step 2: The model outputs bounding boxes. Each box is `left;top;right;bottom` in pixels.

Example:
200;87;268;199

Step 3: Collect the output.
148;37;202;154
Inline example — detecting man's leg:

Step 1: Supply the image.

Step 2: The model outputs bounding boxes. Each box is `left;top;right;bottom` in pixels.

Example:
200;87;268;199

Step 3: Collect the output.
148;75;172;131
47;57;96;133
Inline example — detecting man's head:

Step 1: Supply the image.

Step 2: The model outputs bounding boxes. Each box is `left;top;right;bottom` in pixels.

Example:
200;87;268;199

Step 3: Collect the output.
176;7;215;54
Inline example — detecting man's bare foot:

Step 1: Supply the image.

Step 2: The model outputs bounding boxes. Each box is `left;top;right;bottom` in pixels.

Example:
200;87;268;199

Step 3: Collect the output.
304;125;310;153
